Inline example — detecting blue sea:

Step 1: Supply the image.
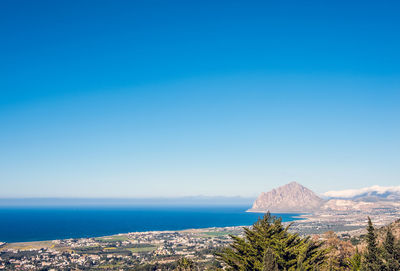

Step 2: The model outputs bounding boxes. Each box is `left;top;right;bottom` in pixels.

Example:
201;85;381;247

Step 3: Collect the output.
0;206;301;243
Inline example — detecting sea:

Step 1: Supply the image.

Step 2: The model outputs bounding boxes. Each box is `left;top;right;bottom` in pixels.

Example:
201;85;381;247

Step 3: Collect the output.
0;206;301;243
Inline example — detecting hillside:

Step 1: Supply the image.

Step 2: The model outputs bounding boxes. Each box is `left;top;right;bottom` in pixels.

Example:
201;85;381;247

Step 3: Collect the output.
376;218;400;242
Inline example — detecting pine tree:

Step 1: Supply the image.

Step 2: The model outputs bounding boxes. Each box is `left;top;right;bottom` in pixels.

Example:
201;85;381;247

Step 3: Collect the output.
382;227;399;271
347;249;362;271
362;217;385;271
217;213;328;271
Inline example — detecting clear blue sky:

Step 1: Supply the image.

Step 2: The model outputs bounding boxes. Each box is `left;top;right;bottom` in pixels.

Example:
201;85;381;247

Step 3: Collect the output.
1;0;399;198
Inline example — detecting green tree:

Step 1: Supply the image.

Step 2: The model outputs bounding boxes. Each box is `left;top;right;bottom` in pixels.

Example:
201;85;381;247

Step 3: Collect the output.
176;257;196;271
217;213;327;271
362;217;385;271
347;249;362;271
382;228;399;271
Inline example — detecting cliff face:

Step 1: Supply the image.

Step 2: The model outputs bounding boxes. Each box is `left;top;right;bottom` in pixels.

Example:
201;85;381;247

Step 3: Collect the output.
248;182;324;213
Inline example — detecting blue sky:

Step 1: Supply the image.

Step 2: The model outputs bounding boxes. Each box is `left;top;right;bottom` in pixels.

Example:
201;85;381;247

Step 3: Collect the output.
1;0;399;198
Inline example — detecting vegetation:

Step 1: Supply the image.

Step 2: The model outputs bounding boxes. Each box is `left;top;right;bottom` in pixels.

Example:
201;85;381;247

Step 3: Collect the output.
216;213;328;270
362;217;385;271
201;214;400;271
382;226;399;271
176;257;197;270
347;249;361;271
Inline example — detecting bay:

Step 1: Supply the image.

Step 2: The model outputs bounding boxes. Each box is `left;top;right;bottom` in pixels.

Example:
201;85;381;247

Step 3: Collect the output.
0;206;301;243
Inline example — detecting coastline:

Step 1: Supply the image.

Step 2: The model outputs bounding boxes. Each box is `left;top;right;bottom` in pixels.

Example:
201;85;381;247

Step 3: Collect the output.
0;207;302;243
0;215;310;249
0;224;255;269
0;225;249;251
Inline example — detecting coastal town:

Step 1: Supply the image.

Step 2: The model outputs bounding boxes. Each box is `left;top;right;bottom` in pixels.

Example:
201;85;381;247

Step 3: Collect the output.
0;227;241;270
291;201;400;237
1;203;400;270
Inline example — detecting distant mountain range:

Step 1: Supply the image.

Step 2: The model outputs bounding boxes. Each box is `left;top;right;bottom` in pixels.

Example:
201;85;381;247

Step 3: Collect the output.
248;182;400;213
323;185;400;202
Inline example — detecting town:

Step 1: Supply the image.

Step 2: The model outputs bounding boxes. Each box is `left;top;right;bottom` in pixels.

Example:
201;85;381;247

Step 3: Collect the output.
1;202;400;270
0;227;241;270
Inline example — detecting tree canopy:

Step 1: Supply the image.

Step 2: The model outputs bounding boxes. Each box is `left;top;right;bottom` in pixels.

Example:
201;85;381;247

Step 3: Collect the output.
217;213;328;271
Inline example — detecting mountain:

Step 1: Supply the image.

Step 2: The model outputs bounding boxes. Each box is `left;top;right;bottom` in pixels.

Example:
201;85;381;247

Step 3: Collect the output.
323;185;400;202
248;182;324;213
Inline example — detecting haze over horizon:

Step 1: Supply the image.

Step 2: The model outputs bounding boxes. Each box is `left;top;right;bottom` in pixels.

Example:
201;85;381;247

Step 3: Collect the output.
1;0;399;198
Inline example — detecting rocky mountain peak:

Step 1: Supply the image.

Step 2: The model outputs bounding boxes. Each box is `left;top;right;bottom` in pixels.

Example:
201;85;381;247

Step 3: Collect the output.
248;182;324;213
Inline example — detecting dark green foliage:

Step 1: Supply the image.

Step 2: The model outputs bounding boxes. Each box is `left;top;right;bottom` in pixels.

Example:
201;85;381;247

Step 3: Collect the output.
382;228;400;271
362;217;385;271
347;249;362;271
217;213;328;271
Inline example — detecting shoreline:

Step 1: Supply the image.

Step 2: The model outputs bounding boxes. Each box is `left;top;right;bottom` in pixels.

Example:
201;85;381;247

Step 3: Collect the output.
1;214;309;247
0;209;303;245
1;224;250;246
0;225;250;251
